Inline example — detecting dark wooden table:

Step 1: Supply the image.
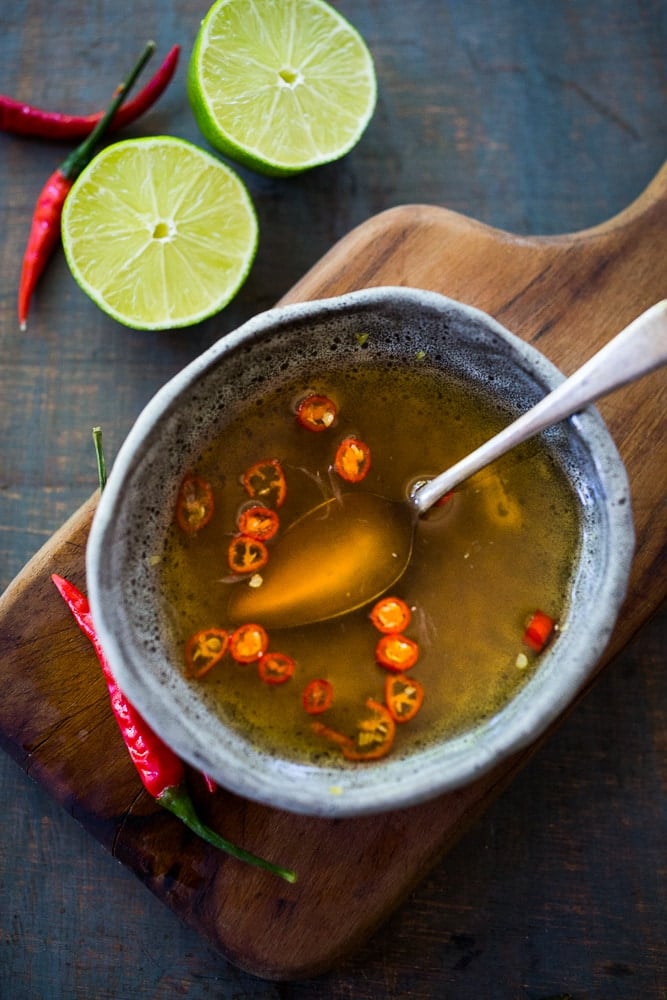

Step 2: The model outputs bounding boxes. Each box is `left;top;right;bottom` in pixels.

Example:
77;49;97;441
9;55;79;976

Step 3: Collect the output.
1;2;665;996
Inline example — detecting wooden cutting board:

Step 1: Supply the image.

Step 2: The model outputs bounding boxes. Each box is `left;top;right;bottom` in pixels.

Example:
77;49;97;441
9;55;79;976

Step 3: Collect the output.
1;163;665;981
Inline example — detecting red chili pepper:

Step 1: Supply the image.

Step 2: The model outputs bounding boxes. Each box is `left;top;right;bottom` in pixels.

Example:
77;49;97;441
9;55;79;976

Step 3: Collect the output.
51;574;295;882
295;394;337;432
236;504;280;541
258;651;296;684
523;609;556;652
184;627;229;678
385;673;424;723
302;678;334;715
310;720;355;751
229;623;269;663
370;596;412;634
375;633;419;672
242;458;287;508
311;699;396;761
176;473;215;535
343;699;396;761
1;45;179;140
333;436;372;483
228;534;270;574
17;41;156;331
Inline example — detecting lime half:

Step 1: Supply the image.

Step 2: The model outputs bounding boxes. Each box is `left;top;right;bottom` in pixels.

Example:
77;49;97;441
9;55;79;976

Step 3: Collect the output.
188;0;377;176
61;136;258;330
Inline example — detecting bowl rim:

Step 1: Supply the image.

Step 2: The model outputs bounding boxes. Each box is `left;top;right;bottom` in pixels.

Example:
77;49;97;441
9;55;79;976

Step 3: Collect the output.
86;286;635;817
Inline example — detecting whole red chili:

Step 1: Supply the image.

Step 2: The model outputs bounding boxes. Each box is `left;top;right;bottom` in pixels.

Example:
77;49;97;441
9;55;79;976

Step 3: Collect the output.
51;573;296;883
0;45;179;140
17;41;156;331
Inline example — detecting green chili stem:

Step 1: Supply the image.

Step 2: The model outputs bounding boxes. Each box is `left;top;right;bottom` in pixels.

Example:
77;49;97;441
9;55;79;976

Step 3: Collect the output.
92;426;107;492
61;40;156;181
158;785;297;883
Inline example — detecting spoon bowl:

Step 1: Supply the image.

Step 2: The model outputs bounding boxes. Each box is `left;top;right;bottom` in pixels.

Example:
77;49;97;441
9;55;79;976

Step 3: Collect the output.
227;492;414;627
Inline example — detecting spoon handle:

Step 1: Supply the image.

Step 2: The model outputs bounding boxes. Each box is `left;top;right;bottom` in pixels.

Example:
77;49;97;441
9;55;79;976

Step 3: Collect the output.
412;300;667;514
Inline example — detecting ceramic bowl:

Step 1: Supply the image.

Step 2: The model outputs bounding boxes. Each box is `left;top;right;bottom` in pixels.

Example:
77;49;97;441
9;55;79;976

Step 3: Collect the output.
86;287;634;817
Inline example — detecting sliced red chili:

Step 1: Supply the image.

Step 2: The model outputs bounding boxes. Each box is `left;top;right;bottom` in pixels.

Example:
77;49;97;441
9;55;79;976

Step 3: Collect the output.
258;651;296;684
302;678;334;715
295;394;337;432
385;673;424;723
229;623;269;663
375;633;419;672
370;596;412;634
176;473;215;535
523;610;556;652
435;490;455;507
236;504;280;541
228;534;269;574
333;436;371;483
311;699;396;761
242;458;287;508
342;699;396;761
310;720;355;751
184;628;228;679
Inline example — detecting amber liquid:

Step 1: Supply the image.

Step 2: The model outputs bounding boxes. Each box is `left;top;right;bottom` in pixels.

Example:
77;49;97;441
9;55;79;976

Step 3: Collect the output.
159;360;580;765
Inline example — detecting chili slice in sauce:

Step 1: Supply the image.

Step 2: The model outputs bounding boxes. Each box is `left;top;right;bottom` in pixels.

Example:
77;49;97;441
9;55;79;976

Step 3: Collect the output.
258;651;296;684
523;610;556;652
228;535;269;574
176;474;214;535
229;623;269;663
385;674;424;723
242;458;287;508
302;678;334;715
333;436;371;483
185;628;228;679
370;596;412;634
295;394;337;432
310;720;355;751
375;633;419;672
311;699;396;761
236;504;280;541
342;699;396;761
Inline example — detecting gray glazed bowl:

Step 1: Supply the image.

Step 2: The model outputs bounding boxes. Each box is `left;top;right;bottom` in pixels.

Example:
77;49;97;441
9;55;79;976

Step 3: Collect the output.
86;287;634;817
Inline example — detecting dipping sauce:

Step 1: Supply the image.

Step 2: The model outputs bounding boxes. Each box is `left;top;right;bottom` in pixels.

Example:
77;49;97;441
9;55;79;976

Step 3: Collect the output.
159;357;580;765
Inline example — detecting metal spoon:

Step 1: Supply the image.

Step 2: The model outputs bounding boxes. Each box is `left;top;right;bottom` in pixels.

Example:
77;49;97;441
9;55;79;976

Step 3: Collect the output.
227;300;667;628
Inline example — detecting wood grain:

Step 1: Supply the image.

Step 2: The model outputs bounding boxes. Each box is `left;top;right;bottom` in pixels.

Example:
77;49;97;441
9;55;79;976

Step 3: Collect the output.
0;164;665;981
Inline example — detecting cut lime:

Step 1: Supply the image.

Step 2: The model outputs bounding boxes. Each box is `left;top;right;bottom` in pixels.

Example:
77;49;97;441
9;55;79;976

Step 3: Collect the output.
187;0;377;176
61;136;258;330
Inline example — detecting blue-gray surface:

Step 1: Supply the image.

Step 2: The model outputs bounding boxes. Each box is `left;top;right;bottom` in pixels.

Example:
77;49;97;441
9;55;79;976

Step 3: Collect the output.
0;0;665;996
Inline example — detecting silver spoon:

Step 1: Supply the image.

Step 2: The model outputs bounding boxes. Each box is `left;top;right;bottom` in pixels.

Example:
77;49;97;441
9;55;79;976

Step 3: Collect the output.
227;300;667;628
